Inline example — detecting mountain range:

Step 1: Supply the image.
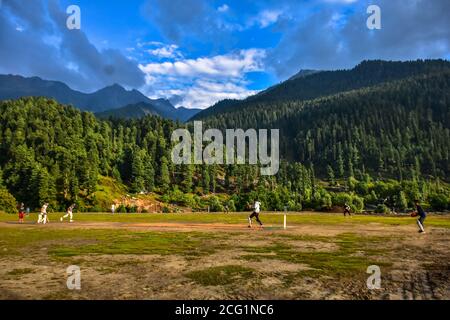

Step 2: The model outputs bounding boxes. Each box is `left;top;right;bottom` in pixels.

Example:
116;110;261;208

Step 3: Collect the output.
0;74;201;122
191;59;450;179
192;59;450;120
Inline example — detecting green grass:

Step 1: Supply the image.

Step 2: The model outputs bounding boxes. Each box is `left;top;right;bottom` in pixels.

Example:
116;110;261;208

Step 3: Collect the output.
49;231;218;258
241;233;393;276
186;265;255;286
2;212;450;228
0;226;223;259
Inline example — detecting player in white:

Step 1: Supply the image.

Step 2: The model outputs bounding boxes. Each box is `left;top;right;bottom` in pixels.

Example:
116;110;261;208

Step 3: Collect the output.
61;204;75;223
248;200;263;229
38;203;49;224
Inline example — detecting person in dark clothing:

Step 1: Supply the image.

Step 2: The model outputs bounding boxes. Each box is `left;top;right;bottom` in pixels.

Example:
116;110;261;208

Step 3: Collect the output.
343;203;351;216
414;200;427;233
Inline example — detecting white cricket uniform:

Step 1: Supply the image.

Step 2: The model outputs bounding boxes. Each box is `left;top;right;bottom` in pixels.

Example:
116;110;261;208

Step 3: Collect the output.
62;206;74;222
38;204;48;224
254;201;261;213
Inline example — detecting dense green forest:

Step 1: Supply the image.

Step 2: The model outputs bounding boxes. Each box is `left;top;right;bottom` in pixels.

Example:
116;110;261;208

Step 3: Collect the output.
0;60;449;214
0;95;449;214
199;70;450;180
192;59;450;120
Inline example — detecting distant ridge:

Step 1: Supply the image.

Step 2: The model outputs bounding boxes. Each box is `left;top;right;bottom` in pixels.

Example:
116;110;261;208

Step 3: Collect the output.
0;74;200;121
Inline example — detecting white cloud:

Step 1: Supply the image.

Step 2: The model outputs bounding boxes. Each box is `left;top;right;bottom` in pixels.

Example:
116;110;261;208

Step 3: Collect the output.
148;44;181;59
140;49;265;77
139;49;266;109
250;10;283;28
218;4;229;13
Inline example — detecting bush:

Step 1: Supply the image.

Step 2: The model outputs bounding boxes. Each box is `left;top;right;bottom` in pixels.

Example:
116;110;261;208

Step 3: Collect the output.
375;204;390;214
351;195;365;213
225;199;236;212
332;193;353;207
117;205;127;213
428;193;449;211
127;205;138;213
90;206;106;213
287;200;302;211
320;193;333;210
162;206;171;213
208;196;224;212
0;188;18;214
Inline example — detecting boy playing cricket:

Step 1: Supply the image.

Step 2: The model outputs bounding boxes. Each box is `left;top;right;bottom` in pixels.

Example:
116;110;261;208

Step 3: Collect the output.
414;200;427;233
248;200;263;229
61;204;76;223
344;203;351;216
37;203;49;224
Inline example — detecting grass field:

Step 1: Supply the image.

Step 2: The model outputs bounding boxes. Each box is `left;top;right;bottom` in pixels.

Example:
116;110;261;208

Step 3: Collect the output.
0;212;449;300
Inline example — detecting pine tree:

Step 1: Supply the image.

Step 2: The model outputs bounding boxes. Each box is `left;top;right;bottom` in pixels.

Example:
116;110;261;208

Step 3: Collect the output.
327;165;335;186
182;164;194;193
159;156;170;192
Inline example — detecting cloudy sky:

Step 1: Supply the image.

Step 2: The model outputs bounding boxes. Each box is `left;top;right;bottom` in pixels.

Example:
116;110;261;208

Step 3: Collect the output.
0;0;449;109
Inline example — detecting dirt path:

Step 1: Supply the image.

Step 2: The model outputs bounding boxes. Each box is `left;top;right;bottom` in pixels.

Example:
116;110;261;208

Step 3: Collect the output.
0;220;417;236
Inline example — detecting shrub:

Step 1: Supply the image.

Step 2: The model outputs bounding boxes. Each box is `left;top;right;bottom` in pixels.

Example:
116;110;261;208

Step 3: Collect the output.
90;206;106;213
428;193;449;211
208;196;224;212
225;199;236;212
128;205;138;213
117;205;127;213
0;188;18;214
375;204;390;214
162;206;171;213
351;195;365;213
332;193;353;207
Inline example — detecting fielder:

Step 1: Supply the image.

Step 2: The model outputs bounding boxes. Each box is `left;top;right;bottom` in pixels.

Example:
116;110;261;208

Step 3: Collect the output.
413;200;427;233
344;203;351;216
37;203;49;224
61;204;76;223
248;200;263;229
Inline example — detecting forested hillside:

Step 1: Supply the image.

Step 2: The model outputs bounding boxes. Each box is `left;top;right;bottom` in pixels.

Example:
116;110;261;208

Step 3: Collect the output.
0;95;449;214
200;70;450;180
192;59;450;120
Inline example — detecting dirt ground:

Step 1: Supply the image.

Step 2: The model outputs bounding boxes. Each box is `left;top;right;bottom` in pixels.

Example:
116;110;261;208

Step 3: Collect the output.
0;217;449;300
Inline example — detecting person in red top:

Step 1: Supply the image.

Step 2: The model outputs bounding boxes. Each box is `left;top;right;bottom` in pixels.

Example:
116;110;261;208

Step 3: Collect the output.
18;202;25;223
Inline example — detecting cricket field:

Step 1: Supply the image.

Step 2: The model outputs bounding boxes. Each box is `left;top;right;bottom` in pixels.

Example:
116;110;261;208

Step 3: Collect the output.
0;212;449;300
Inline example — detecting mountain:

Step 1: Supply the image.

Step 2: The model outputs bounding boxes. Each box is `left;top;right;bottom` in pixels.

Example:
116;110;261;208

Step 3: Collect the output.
96;101;201;121
174;106;202;122
0;74;183;117
95;102;160;120
195;60;450;179
191;59;450;121
288;69;320;80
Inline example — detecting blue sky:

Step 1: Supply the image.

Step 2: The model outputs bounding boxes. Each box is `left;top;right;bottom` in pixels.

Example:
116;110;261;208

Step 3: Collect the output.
1;0;449;108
